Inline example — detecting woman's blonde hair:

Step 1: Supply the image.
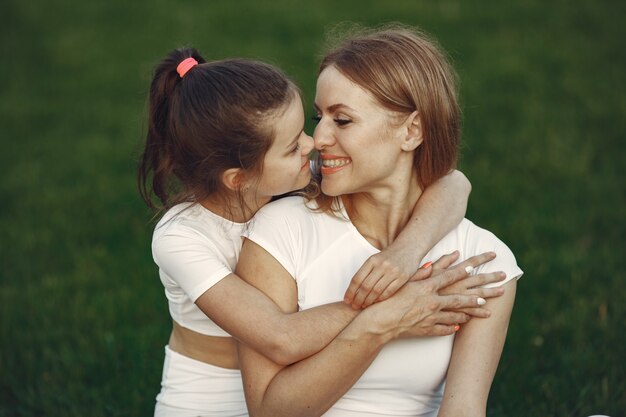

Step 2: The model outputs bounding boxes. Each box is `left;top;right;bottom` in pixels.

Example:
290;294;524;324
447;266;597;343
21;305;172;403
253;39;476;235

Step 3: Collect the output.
307;25;461;213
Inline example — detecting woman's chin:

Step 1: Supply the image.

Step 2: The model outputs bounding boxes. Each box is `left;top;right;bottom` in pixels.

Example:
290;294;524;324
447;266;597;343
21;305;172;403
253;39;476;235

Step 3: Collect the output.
321;182;342;197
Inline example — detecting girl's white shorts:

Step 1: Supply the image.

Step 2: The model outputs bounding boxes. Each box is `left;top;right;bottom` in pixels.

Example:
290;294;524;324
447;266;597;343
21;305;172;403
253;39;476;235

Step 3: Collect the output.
154;345;247;417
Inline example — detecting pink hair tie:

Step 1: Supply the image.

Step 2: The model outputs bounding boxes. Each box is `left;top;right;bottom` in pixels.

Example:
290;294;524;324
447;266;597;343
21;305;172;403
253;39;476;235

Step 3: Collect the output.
177;57;198;78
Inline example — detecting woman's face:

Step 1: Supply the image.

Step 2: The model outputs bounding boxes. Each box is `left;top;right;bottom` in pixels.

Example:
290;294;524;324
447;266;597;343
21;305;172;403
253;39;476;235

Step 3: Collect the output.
253;95;314;200
313;66;413;197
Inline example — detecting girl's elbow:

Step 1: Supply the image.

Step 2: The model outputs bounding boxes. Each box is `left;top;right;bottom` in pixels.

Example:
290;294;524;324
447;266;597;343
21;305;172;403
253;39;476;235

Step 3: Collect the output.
451;169;472;195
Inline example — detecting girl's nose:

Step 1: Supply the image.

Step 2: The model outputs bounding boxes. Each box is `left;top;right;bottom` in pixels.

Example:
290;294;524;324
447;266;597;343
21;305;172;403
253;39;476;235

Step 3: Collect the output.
300;132;314;156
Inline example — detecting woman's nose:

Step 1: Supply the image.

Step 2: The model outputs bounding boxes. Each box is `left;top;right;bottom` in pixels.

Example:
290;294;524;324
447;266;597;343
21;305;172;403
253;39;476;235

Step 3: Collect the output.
313;120;335;150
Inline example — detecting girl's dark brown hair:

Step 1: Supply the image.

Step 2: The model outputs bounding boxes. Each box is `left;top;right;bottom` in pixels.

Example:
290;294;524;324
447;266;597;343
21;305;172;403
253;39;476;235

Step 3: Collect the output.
138;47;298;215
307;25;461;212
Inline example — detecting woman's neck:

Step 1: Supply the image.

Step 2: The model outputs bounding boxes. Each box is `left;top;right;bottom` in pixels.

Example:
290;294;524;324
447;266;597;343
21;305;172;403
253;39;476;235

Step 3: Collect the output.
344;171;422;250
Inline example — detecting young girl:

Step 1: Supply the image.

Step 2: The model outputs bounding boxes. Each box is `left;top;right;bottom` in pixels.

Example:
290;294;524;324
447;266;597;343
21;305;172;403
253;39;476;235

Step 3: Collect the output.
236;27;523;417
138;47;499;417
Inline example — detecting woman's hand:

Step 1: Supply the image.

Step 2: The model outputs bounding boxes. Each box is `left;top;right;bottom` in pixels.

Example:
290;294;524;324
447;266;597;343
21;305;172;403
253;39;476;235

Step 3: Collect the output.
363;261;493;339
428;251;506;317
345;249;504;312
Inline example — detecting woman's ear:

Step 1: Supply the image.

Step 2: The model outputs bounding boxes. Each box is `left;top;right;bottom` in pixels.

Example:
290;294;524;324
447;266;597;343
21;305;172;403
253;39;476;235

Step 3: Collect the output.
401;111;423;152
221;168;247;191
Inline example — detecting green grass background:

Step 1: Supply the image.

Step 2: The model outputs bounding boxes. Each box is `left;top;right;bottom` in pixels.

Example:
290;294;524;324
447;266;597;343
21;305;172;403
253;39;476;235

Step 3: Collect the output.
1;0;624;416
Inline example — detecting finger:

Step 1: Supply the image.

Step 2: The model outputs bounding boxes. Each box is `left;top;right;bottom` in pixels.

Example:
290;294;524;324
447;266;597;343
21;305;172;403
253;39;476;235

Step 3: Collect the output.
409;265;432;282
430;266;470;290
362;278;396;308
470;285;506;300
344;261;375;304
438;294;487;310
456;251;497;274
401;323;459;338
430;251;460;271
376;279;405;302
427;324;459;337
431;252;498;291
462;271;506;289
430;311;470;325
351;270;387;309
448;307;491;318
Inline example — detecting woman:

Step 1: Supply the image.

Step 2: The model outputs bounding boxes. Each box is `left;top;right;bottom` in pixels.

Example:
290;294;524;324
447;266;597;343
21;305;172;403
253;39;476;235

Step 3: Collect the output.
237;26;523;416
138;48;501;416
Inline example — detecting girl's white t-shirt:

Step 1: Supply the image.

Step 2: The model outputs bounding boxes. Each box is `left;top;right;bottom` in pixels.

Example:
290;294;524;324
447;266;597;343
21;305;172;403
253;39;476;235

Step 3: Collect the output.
152;203;246;337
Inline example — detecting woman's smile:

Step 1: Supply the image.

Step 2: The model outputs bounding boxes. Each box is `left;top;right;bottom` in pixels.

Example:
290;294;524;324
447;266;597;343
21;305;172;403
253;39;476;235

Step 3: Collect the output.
320;153;352;174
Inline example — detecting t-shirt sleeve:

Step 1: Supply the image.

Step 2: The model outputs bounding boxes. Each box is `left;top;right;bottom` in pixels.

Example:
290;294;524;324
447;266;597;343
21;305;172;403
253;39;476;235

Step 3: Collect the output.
465;223;524;288
152;227;232;302
242;200;300;279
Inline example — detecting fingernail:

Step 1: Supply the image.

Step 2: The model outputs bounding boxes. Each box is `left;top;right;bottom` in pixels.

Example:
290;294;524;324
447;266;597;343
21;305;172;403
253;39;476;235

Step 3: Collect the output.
477;297;487;305
454;325;460;331
421;261;432;269
464;266;473;274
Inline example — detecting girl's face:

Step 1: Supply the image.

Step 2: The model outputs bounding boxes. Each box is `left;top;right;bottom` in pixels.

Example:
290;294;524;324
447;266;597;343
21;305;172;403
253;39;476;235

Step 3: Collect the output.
252;95;314;202
313;66;415;197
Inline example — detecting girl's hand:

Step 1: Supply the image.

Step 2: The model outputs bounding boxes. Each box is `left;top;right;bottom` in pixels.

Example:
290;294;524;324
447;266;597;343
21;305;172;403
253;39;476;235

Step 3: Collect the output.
343;246;414;310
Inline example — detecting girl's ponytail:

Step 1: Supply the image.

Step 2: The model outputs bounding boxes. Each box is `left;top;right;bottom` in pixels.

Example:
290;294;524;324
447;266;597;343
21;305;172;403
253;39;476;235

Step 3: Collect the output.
138;48;204;209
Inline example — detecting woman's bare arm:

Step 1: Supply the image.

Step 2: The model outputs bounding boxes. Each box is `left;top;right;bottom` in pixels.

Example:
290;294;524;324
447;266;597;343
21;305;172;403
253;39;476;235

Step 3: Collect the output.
437;279;517;417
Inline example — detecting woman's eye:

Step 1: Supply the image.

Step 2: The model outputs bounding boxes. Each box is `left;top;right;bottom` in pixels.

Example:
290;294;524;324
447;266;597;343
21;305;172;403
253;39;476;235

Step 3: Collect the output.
291;143;301;154
311;115;351;126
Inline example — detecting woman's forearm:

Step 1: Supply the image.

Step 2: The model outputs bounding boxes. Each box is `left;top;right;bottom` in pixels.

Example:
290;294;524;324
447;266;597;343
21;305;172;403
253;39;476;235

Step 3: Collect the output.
240;311;388;417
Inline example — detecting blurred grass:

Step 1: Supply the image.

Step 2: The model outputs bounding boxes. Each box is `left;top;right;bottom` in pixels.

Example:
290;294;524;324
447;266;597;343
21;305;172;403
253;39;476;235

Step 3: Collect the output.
1;0;624;416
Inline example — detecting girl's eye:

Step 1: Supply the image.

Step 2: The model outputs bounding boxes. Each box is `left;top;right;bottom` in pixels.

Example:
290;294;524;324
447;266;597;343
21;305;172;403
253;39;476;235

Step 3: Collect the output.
311;115;321;123
291;143;301;154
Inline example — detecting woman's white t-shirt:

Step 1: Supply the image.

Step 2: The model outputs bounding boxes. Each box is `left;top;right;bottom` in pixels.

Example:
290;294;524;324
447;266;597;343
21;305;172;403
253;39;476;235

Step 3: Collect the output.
245;196;523;417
